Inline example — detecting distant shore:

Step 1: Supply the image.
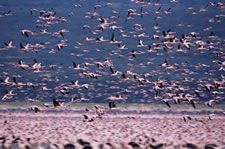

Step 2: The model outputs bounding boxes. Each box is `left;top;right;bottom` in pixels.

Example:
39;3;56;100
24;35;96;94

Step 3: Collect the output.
0;101;225;121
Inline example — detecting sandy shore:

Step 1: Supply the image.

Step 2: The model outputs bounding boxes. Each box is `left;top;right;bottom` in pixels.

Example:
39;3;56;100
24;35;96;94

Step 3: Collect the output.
0;107;225;149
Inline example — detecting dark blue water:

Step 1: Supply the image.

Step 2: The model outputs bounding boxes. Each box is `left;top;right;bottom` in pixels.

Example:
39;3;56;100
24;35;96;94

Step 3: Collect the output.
0;0;224;103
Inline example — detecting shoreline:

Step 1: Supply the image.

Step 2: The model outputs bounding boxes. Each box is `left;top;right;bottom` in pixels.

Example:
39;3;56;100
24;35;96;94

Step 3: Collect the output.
0;101;225;115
